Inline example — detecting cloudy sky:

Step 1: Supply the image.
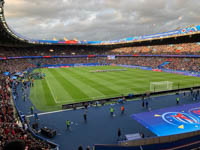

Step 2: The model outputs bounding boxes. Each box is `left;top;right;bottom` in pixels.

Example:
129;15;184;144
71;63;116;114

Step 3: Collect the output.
3;0;200;41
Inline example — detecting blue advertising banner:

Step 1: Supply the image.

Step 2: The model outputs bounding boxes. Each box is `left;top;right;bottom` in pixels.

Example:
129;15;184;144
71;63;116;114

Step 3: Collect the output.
1;54;200;60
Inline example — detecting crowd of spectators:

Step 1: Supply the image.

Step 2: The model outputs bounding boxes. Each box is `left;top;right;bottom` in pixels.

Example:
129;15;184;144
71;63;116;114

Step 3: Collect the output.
0;63;52;149
0;42;200;57
0;42;200;149
109;43;200;55
0;59;34;74
164;58;200;71
0;56;199;73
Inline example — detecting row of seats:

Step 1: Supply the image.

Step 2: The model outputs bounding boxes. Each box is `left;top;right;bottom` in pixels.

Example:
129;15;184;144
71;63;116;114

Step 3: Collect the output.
0;42;200;57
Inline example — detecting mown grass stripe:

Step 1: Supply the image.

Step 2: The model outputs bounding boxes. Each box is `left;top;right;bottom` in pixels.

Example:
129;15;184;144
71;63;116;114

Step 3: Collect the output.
84;68;147;89
48;68;90;100
30;80;46;109
30;66;200;112
76;67;149;91
59;68;106;99
73;69;132;92
46;69;74;102
64;68;120;95
41;79;56;106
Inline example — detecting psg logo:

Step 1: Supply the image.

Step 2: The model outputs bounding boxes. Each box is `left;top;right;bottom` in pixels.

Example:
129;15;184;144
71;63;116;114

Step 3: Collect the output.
162;112;199;126
189;107;200;117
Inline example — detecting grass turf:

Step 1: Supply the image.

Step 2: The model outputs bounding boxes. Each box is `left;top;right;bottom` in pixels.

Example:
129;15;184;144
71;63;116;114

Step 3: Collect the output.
30;66;200;111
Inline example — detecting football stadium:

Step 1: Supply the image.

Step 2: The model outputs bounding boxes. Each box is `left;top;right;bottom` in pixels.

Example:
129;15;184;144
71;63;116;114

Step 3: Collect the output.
2;0;200;150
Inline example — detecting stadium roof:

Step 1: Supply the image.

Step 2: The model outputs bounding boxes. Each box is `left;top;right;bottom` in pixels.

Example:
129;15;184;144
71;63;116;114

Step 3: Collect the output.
1;0;200;47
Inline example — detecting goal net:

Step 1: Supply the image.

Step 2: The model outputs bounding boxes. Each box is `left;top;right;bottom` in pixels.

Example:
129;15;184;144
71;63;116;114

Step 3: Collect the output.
150;81;173;92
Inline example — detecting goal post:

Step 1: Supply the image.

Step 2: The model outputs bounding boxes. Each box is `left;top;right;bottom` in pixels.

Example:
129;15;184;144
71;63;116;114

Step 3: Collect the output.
150;81;173;92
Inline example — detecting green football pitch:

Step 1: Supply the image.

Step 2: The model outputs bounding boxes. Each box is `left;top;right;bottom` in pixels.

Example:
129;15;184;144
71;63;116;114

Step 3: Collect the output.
30;66;200;111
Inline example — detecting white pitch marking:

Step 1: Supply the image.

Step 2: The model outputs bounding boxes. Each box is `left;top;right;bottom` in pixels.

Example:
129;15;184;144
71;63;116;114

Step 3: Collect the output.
26;105;85;118
45;78;59;103
26;108;74;118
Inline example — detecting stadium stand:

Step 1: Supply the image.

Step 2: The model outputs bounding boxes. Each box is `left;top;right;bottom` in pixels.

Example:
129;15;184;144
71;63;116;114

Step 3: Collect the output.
1;0;200;149
1;45;200;149
0;75;53;149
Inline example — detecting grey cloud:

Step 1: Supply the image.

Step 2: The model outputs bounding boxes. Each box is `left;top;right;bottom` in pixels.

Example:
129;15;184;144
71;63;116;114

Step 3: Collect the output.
3;0;200;41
